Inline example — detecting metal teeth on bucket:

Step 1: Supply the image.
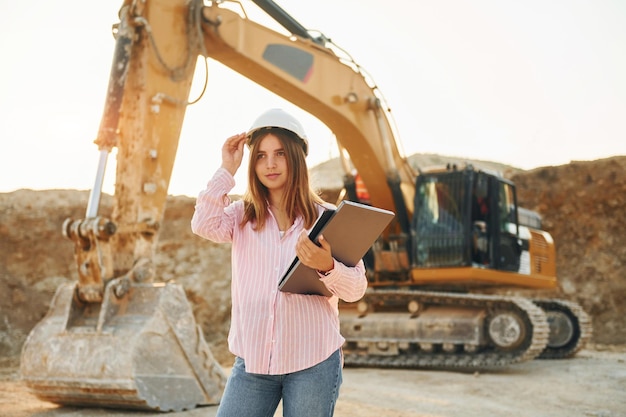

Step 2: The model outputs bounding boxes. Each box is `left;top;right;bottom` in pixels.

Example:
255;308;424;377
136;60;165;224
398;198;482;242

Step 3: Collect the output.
20;281;226;412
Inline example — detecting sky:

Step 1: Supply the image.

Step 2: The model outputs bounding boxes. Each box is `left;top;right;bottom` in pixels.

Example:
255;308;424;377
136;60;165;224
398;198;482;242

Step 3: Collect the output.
1;0;625;198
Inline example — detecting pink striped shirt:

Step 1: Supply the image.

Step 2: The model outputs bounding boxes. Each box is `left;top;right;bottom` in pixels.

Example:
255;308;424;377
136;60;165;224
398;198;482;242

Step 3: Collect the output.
191;168;368;374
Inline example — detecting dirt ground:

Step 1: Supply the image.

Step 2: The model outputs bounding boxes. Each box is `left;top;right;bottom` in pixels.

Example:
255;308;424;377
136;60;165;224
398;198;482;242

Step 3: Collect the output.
1;155;625;416
1;345;625;417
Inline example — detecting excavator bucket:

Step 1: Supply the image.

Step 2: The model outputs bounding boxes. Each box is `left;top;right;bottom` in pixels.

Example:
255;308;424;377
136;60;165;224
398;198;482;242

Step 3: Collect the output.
20;280;227;412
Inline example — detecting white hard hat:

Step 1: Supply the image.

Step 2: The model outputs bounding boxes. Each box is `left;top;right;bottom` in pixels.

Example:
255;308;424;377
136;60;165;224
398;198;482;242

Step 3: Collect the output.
246;108;309;156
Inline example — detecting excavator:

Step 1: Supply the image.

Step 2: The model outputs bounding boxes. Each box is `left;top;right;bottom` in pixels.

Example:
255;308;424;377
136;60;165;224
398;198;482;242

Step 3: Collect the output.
20;0;592;411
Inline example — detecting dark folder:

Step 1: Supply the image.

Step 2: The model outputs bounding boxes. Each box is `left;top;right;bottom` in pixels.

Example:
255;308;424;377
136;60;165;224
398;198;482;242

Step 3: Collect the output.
278;200;395;296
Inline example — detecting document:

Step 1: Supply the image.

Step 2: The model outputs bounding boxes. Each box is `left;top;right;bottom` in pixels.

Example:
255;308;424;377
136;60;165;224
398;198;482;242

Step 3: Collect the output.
278;200;395;296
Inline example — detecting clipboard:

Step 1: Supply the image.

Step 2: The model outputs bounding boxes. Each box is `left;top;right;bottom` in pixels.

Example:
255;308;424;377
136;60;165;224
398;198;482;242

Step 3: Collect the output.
278;200;395;296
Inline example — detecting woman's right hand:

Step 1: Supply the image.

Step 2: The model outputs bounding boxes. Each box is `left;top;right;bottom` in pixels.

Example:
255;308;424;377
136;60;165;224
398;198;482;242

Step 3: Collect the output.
220;132;247;176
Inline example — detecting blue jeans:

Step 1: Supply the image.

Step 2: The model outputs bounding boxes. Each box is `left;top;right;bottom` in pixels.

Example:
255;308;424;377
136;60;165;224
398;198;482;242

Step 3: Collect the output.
216;349;343;417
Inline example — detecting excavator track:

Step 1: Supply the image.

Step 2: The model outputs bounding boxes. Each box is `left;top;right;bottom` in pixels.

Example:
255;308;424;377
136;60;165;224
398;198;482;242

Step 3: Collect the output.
340;290;550;370
533;298;593;359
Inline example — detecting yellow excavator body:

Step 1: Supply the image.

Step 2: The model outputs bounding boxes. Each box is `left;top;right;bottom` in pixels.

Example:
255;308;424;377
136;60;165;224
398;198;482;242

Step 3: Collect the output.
20;0;591;411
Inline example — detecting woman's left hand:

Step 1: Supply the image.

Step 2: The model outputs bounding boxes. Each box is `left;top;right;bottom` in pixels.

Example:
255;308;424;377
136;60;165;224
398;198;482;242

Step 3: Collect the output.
296;231;334;273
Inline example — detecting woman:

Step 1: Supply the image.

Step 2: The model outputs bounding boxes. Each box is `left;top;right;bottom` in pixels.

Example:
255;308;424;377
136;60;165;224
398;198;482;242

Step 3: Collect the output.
191;108;368;417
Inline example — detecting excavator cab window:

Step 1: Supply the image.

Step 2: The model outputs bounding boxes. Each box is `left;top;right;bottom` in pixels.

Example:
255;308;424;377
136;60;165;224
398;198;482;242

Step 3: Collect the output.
492;179;523;272
413;170;470;267
470;172;522;271
471;172;491;265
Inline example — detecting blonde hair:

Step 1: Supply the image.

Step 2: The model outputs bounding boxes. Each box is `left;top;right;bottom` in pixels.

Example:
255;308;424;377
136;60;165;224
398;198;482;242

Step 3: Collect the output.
241;129;323;230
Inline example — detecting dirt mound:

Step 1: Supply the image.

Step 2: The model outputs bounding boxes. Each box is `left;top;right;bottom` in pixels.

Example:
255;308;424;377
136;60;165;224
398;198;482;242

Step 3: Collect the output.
511;156;626;343
1;156;625;365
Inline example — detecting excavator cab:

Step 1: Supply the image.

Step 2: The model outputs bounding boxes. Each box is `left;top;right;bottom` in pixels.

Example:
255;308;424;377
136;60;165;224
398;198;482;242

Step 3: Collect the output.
412;166;526;275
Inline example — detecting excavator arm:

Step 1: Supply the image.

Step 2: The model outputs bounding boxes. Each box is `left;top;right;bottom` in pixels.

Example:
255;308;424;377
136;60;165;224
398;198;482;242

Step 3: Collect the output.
20;1;220;411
